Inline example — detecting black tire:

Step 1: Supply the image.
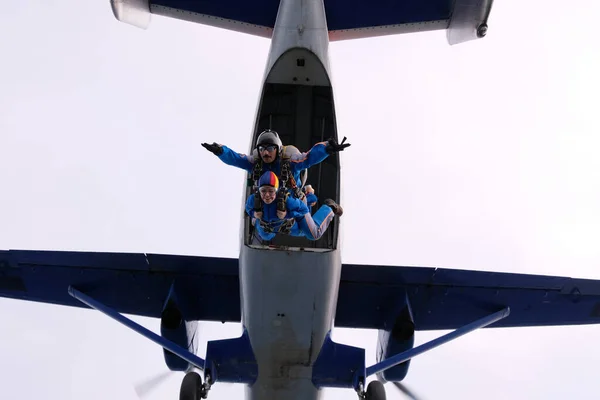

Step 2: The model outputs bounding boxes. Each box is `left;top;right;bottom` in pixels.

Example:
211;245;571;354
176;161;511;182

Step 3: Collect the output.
180;371;203;400
365;380;386;400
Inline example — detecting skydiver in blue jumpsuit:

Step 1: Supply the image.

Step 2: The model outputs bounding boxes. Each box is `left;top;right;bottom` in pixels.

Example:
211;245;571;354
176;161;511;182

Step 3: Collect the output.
201;129;350;200
245;171;343;242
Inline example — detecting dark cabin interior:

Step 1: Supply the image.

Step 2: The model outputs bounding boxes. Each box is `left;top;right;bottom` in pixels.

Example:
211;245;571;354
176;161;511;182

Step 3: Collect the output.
243;82;341;251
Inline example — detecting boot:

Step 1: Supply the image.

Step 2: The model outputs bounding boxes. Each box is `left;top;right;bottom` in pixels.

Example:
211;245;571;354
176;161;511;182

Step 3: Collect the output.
324;199;343;217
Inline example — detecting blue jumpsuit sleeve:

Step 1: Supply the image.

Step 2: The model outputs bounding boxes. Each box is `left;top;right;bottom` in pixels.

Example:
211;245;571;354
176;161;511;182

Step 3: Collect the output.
245;195;256;218
217;145;255;173
286;197;310;219
288;142;329;172
305;193;318;207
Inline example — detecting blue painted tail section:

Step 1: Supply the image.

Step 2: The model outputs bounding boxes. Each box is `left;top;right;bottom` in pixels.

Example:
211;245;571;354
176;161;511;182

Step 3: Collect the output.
205;329;258;385
149;0;451;32
312;332;366;390
112;0;493;45
326;0;451;30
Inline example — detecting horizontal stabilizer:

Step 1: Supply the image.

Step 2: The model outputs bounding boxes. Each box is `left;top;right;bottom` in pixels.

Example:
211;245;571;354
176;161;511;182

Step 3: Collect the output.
110;0;494;45
326;0;494;45
335;263;600;331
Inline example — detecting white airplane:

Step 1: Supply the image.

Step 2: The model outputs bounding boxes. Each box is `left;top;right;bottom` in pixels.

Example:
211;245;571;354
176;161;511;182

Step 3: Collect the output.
3;1;600;400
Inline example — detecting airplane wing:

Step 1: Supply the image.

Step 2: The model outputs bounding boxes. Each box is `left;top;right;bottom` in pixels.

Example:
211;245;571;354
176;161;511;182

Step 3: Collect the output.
336;263;600;331
0;250;240;322
5;250;598;332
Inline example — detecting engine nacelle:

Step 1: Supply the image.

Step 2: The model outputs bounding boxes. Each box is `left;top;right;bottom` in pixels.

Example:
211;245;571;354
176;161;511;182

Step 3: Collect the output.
376;306;415;382
160;292;199;371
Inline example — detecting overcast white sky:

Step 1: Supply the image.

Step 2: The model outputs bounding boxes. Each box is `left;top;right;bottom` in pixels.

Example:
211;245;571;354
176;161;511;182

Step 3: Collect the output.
1;0;600;399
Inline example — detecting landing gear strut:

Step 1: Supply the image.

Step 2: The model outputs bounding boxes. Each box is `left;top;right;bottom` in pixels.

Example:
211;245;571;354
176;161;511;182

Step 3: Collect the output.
179;371;212;400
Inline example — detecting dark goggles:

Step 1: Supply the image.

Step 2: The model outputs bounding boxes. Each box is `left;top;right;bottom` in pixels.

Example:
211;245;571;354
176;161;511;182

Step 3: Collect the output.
258;144;277;152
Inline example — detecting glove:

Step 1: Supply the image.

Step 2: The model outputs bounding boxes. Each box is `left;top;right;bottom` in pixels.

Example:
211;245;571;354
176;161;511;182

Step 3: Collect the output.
201;142;224;156
325;136;351;154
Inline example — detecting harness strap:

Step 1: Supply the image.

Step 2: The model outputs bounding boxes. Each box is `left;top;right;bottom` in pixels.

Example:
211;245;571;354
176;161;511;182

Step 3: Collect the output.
277;218;295;235
258;219;274;233
252;158;263;183
258;218;295;235
251;148;305;201
280;156;305;201
277;187;288;213
253;188;262;212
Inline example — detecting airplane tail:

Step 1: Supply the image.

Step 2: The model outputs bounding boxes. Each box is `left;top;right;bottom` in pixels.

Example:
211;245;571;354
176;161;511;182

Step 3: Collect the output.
110;0;495;45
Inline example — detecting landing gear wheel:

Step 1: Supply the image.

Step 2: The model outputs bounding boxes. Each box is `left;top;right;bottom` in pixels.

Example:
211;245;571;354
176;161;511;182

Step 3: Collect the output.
180;371;203;400
365;380;386;400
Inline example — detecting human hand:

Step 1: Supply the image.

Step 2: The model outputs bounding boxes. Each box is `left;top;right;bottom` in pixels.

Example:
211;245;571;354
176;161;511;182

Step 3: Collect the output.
201;142;223;156
325;136;350;154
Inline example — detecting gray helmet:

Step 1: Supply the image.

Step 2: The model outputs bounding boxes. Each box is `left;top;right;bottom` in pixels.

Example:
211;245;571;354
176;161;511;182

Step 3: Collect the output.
256;129;283;151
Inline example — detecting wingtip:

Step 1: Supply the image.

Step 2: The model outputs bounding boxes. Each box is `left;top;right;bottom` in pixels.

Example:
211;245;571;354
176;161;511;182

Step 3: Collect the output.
110;0;151;30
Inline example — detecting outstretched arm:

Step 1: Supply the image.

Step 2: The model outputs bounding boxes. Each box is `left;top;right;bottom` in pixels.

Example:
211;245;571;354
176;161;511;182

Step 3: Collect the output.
202;142;255;173
289;142;329;171
289;137;351;171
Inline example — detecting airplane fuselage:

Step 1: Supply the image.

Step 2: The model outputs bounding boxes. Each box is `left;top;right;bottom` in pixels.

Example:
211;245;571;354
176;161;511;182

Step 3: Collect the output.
239;1;342;398
240;248;341;399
